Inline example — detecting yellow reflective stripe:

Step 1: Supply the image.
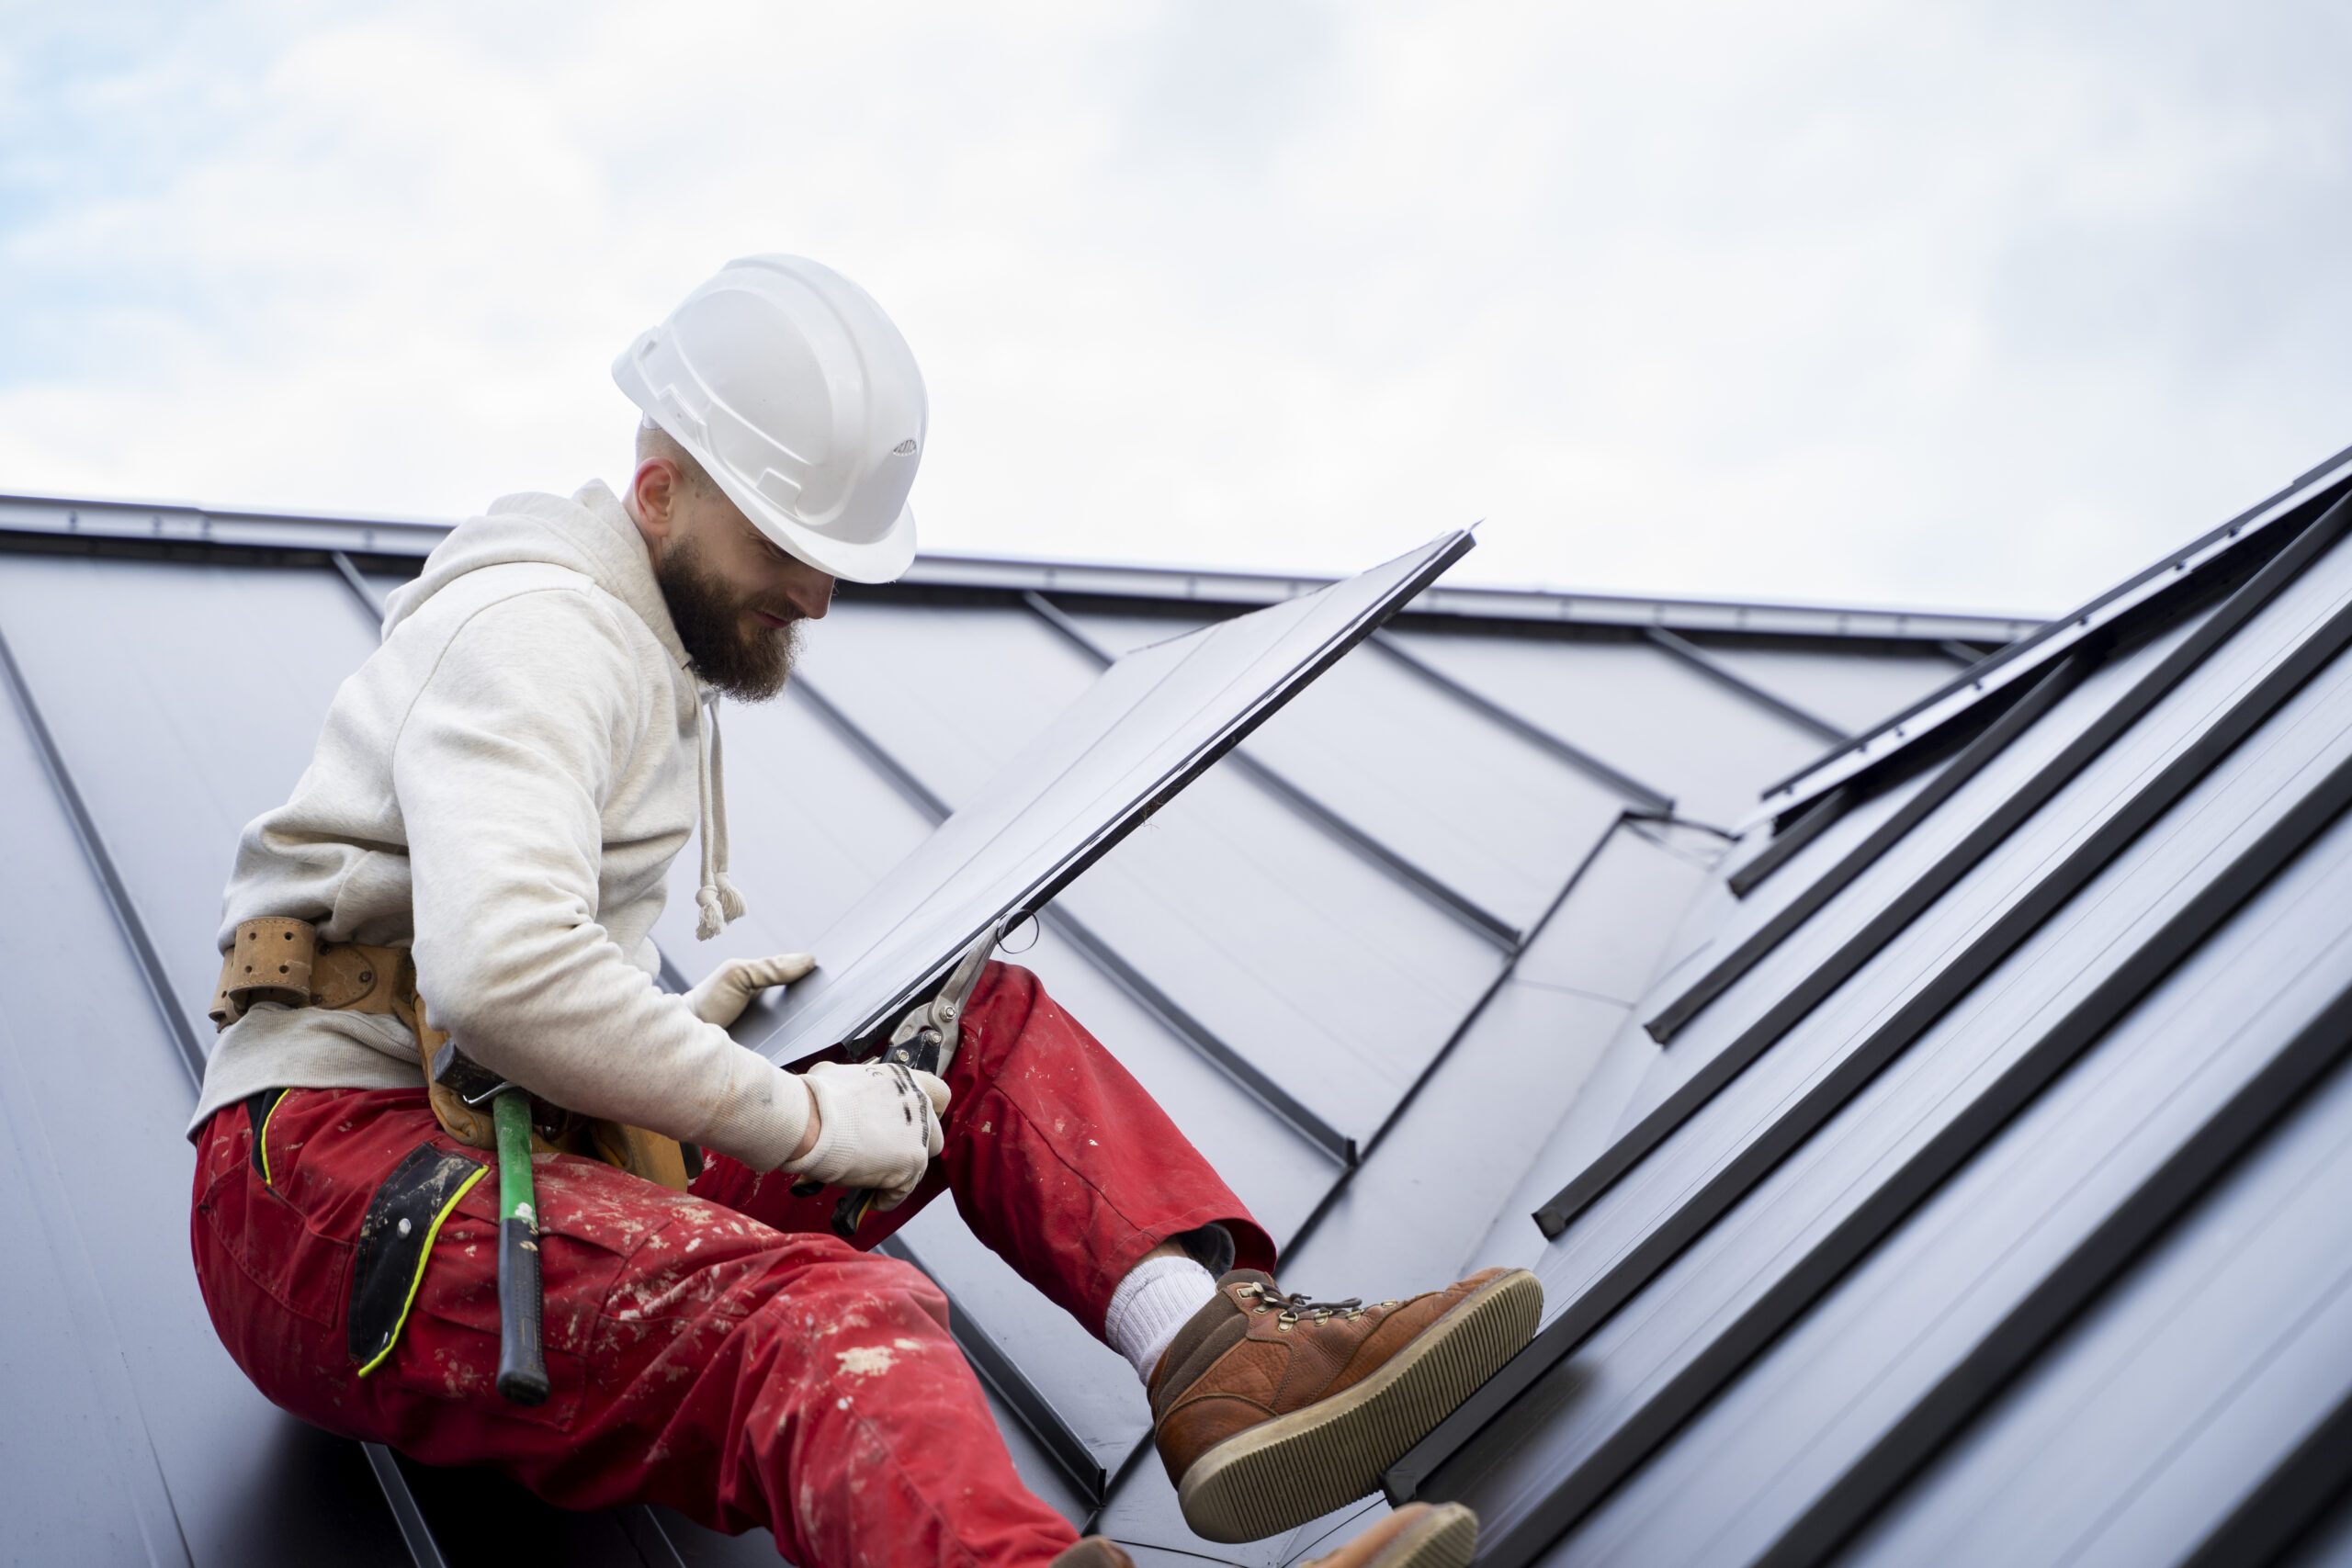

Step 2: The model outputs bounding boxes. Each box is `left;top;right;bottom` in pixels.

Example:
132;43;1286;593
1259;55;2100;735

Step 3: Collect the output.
258;1091;287;1187
354;1163;489;1378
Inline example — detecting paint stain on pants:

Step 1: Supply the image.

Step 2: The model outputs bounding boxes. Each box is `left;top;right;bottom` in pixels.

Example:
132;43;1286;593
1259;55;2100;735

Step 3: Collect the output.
189;963;1272;1568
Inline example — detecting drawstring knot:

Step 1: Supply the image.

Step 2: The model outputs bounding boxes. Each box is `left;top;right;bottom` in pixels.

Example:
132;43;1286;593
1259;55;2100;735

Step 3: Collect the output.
714;870;747;921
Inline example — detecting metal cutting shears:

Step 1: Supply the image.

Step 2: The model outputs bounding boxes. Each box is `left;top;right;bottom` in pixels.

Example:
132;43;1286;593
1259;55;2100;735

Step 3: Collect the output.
828;920;1004;1237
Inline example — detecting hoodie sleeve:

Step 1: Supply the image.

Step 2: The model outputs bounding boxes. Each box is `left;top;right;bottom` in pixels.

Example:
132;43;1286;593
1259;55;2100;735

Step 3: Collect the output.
392;588;812;1169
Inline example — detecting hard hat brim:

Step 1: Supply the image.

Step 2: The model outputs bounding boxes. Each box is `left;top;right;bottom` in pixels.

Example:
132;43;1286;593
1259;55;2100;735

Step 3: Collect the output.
614;350;918;585
699;455;919;586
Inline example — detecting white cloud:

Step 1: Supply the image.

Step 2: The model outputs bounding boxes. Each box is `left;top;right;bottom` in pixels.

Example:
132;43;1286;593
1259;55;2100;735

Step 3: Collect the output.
2;0;2347;615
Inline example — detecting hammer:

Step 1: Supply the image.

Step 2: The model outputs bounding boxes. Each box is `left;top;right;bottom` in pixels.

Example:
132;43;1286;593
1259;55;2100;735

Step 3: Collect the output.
432;1043;551;1405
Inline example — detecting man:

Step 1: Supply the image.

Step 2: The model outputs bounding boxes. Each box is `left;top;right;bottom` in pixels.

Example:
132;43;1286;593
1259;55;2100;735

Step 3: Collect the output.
188;255;1538;1568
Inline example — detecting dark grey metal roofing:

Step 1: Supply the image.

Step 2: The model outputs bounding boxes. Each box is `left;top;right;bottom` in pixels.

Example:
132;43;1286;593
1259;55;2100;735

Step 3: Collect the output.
1393;443;2352;1568
0;480;2074;1566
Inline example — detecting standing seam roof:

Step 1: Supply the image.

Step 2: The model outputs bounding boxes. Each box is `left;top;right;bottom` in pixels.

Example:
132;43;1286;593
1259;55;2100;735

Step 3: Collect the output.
0;487;2036;1566
1390;453;2352;1568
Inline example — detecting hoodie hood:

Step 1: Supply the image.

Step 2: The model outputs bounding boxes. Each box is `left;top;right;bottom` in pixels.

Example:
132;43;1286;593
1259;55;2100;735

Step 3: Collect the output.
383;481;691;671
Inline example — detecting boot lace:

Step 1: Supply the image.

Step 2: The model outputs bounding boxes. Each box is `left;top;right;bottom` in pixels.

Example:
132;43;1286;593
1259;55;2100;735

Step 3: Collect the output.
1237;1281;1367;1322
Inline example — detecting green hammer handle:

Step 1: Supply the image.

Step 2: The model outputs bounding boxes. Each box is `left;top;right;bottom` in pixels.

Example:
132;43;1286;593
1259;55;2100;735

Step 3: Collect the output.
492;1090;551;1406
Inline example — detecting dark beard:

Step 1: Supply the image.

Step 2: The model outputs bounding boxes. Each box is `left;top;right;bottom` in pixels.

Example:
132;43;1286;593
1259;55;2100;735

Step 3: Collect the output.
655;537;803;701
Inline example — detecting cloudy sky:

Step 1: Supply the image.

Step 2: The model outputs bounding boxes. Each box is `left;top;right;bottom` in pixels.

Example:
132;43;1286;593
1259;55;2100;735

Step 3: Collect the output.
3;2;2347;615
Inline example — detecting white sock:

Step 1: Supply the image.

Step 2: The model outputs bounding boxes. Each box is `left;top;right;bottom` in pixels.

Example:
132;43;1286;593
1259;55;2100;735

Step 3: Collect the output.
1104;1255;1219;1382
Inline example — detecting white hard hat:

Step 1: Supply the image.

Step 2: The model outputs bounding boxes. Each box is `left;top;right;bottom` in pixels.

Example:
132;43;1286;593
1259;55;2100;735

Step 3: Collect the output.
613;254;927;583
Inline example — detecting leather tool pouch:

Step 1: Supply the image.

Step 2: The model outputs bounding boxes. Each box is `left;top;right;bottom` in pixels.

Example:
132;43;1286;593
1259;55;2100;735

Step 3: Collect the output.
210;917;319;1024
209;917;694;1191
210;919;401;1029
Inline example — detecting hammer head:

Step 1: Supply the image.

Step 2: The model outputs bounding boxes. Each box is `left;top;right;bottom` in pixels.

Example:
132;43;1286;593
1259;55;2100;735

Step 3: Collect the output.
430;1042;513;1106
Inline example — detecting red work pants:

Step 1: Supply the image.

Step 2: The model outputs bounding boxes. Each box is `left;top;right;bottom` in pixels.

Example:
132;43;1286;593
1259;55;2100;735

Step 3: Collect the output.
189;964;1273;1567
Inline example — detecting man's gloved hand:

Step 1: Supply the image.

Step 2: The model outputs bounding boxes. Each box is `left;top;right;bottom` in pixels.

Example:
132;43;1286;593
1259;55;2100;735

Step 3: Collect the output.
786;1060;951;1208
685;953;817;1028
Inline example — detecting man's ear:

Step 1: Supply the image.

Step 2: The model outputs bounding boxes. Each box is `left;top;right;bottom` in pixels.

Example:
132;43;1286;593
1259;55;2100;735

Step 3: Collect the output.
628;458;681;551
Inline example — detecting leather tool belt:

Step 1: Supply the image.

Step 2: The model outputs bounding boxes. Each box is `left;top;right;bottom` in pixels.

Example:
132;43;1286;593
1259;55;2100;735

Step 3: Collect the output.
211;917;691;1191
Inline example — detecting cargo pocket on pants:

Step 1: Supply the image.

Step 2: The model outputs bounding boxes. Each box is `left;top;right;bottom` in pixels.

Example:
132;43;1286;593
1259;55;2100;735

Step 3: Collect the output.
349;1144;490;1375
198;1101;350;1330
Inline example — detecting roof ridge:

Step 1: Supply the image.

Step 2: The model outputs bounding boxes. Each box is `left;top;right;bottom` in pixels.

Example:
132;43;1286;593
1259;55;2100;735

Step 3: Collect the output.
0;488;2041;642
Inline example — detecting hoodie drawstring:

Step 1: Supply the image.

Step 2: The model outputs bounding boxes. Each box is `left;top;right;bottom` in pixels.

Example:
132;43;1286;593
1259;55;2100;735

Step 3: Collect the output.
694;690;748;940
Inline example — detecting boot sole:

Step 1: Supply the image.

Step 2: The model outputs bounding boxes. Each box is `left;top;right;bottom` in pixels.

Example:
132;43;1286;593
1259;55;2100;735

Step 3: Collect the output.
1365;1503;1479;1568
1177;1269;1543;1544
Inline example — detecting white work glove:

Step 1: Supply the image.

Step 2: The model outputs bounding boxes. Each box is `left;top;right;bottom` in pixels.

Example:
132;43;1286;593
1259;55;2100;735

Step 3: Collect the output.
685;953;817;1028
786;1060;952;1208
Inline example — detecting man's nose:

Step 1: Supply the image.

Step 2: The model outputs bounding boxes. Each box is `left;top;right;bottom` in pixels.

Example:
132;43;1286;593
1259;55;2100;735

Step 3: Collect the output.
783;570;835;620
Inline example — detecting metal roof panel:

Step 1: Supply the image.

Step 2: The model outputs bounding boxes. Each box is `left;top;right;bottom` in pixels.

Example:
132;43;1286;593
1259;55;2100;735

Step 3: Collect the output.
1384;632;1840;829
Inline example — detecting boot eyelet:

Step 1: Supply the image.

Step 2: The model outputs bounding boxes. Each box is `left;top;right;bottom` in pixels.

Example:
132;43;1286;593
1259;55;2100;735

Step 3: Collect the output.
1253;1305;1270;1314
1277;1319;1294;1332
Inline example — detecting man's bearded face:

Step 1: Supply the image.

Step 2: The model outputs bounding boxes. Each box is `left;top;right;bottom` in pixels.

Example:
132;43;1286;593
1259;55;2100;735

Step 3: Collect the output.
655;535;805;701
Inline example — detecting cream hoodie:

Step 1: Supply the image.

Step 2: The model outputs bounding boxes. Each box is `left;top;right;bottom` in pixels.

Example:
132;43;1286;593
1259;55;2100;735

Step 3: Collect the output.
188;481;812;1169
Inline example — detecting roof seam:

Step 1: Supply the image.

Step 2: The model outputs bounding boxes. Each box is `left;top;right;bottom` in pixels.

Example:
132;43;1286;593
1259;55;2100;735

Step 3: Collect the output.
1369;810;1690;1503
0;620;206;1086
1367;633;1676;815
1760;455;2352;811
1755;952;2352;1567
330;549;389;621
875;1235;1110;1507
1022;591;1523;949
1724;784;1857;900
2178;1371;2352;1567
1641;626;1850;743
1646;656;2085;1045
1286;811;1644;1312
359;1448;453;1568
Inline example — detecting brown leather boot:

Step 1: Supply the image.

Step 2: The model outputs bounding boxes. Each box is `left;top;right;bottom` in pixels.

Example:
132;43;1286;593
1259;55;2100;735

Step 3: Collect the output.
1148;1268;1541;1543
1303;1503;1478;1568
1049;1539;1136;1568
